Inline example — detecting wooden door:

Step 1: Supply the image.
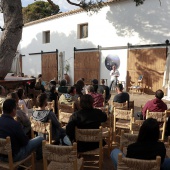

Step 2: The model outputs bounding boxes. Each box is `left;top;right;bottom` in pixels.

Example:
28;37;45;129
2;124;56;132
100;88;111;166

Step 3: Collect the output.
41;53;58;82
127;48;166;94
74;51;100;84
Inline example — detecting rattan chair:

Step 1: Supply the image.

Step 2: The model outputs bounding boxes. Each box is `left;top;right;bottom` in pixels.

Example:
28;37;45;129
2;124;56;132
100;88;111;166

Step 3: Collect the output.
58;102;75;115
113;108;133;143
112;101;128;110
117;153;161;170
58;109;72;125
0;137;35;170
30;116;52;144
146;110;167;141
131;119;144;134
42;141;83;170
75;126;103;170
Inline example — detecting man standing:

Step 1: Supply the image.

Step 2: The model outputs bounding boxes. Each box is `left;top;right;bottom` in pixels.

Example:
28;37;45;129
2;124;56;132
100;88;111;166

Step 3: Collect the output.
0;99;43;162
109;65;120;90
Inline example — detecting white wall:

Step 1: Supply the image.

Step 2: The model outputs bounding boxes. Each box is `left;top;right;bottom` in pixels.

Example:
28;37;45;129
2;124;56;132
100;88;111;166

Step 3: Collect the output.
19;0;170;84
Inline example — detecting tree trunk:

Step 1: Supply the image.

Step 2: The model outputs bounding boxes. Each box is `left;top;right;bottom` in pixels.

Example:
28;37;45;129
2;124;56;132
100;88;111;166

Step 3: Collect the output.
0;0;23;80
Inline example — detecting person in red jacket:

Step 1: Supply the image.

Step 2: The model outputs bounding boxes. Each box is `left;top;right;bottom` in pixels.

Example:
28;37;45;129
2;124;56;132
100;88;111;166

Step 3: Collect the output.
142;89;167;119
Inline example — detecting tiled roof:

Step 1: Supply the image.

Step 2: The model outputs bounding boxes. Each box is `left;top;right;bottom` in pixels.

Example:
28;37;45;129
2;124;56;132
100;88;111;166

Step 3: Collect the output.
24;0;121;27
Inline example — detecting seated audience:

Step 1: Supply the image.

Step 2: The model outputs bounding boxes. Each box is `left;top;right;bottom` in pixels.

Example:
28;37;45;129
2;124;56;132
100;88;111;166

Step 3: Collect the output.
110;118;170;170
7;92;31;135
59;86;80;110
99;79;111;101
0;99;43;161
17;88;28;114
74;84;83;98
92;79;104;94
38;74;46;86
0;85;6;113
35;77;45;93
113;83;129;104
58;79;68;94
86;85;104;107
32;93;65;143
66;94;107;152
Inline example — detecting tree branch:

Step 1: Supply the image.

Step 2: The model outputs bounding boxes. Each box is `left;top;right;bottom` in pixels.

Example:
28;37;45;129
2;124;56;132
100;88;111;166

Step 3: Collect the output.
66;0;81;7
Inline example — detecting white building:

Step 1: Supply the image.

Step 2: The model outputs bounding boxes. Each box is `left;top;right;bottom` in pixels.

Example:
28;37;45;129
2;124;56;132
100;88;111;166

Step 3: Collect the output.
19;0;170;91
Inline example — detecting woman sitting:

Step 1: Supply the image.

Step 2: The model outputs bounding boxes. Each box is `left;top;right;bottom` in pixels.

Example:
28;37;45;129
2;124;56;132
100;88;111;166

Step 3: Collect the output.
110;118;170;170
66;94;107;152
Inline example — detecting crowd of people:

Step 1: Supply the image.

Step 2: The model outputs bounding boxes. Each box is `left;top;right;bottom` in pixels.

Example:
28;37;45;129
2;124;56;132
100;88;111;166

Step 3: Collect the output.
0;74;170;170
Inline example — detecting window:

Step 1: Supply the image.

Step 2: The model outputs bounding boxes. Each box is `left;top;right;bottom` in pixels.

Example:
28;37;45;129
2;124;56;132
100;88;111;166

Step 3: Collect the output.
43;31;50;43
78;23;88;39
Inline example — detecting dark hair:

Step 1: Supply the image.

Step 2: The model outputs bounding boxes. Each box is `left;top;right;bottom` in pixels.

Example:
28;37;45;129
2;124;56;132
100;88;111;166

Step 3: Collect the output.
74;84;83;96
101;79;105;84
3;99;16;114
67;86;75;94
50;85;56;93
93;85;98;93
76;80;85;89
60;79;66;86
86;85;94;93
92;79;98;85
137;118;160;143
17;88;24;100
155;89;164;100
37;93;47;107
7;92;19;103
116;84;123;91
80;94;94;109
81;78;85;82
50;80;57;86
38;74;42;78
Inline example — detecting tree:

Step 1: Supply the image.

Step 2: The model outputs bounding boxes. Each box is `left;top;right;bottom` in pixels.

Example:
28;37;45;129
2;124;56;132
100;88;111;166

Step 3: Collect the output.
22;1;60;23
0;0;150;80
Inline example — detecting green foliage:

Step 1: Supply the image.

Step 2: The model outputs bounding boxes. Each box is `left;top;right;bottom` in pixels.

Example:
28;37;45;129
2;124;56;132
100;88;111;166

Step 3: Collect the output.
22;1;60;23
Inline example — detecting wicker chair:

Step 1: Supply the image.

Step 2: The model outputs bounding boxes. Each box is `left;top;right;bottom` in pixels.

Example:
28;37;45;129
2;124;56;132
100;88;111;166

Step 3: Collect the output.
146;110;167;141
117;153;161;170
112;101;128;110
131;119;144;134
75;126;103;170
42;141;83;170
58;102;75;115
113;108;133;143
0;137;35;170
30;116;52;144
119;130;138;155
58;109;72;125
47;100;55;113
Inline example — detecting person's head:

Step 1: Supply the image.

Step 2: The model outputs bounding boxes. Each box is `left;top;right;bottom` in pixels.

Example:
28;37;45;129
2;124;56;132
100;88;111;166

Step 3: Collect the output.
0;85;5;96
50;80;57;86
86;85;94;94
76;80;85;89
50;85;56;93
80;94;94;109
7;92;19;104
38;74;42;79
37;93;48;107
67;86;76;95
74;84;83;95
21;73;24;77
116;84;123;92
155;89;164;100
60;79;67;86
92;79;98;85
81;78;85;82
3;99;17;117
137;118;160;143
101;79;105;85
17;88;24;100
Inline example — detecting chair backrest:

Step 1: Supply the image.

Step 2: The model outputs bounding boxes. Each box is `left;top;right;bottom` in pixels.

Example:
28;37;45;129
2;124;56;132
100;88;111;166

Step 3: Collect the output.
129;100;134;110
117;153;161;170
113;101;128;110
30;116;52;144
58;102;75;115
146;110;167;141
42;141;80;170
131;119;144;134
120;130;138;152
59;109;72;125
114;108;133;120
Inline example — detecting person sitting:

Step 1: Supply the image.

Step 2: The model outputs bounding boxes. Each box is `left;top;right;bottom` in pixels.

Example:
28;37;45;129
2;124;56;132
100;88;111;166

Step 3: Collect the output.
74;84;83;98
142;89;167;119
75;79;85;95
99;79;111;102
110;118;170;170
35;78;45;93
92;79;104;94
58;79;68;94
113;83;129;105
17;88;28;114
7;92;31;135
32;93;65;143
0;85;6;113
86;85;104;107
38;74;46;87
66;94;107;152
59;86;80;110
0;99;43;162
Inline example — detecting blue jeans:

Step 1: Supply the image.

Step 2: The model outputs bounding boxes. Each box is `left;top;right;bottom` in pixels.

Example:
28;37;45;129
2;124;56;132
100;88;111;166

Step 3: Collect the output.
110;148;170;170
13;136;44;162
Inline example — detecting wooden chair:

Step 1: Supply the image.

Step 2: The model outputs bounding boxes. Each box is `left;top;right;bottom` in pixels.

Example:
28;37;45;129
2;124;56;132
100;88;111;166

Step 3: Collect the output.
129;100;134;110
58;109;72;125
0;136;35;170
113;108;133;143
42;141;83;170
117;153;161;170
30;116;52;144
47;100;55;113
58;102;75;115
112;101;128;110
75;126;103;170
146;110;167;141
119;130;138;155
131;119;144;134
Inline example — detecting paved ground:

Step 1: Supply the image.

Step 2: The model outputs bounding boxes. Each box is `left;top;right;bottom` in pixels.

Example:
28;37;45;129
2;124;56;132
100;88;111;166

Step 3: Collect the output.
35;92;169;170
